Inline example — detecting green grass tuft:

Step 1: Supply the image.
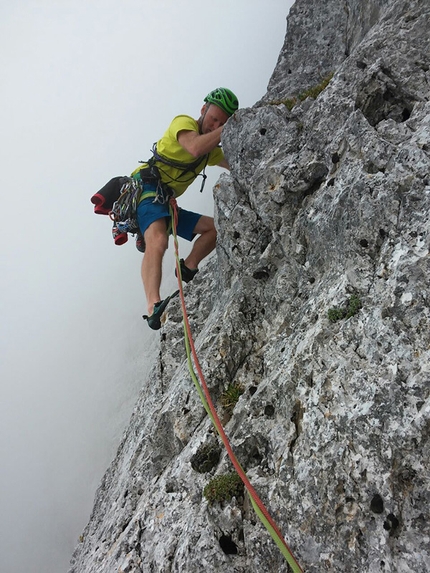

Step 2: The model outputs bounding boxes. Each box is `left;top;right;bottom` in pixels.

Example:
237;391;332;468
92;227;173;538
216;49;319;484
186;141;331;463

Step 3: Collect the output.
220;382;244;413
297;73;334;102
269;72;334;111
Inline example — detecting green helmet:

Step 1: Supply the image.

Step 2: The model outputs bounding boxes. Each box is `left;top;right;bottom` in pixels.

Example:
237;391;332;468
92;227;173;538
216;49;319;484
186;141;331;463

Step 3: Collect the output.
204;87;239;116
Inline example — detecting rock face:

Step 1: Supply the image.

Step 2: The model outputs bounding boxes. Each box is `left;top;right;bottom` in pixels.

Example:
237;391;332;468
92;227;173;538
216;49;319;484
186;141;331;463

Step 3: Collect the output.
70;1;430;572
261;0;394;103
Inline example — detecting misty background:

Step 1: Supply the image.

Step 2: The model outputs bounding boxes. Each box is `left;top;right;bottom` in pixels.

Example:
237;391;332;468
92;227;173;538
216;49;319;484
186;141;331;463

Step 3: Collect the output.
0;1;293;571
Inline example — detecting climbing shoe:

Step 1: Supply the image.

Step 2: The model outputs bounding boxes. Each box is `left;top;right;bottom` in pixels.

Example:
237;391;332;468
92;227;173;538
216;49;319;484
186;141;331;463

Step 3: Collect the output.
175;259;198;283
142;290;179;330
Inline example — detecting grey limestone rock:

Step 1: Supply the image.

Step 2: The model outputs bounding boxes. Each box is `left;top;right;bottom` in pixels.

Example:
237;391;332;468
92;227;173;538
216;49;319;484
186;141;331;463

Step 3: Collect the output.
261;0;393;104
70;1;430;571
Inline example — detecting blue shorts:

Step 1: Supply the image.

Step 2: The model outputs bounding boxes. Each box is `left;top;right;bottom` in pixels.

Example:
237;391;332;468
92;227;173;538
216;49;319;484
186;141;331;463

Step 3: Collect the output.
137;184;201;241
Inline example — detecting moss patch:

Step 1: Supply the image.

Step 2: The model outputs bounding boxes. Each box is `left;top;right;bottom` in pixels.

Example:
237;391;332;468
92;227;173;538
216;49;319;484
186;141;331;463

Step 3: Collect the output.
203;473;244;505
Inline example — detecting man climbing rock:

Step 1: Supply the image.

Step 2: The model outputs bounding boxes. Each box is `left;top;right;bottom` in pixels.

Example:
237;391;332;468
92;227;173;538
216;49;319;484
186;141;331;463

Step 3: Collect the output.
134;88;238;330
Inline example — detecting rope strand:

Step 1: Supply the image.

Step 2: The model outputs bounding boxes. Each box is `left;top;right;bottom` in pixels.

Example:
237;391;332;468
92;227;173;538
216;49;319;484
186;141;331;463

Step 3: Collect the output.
169;199;303;573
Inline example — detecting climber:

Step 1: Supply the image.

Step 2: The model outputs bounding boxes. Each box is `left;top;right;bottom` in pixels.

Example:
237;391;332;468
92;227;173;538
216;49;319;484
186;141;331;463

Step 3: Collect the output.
134;87;239;330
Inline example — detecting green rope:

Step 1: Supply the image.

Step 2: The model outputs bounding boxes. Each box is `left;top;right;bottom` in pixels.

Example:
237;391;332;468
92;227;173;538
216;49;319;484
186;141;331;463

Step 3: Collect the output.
169;200;303;573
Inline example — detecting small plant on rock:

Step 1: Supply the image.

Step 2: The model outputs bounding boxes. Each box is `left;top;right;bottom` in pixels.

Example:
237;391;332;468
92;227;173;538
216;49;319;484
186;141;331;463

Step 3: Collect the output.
327;307;346;322
345;294;362;319
328;294;363;323
220;382;244;413
269;73;334;111
203;473;244;505
297;73;334;102
283;97;297;111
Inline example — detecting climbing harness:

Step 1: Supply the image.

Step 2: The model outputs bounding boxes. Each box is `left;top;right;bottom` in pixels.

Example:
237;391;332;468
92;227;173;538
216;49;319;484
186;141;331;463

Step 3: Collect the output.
90;141;211;246
142;143;210;193
169;198;303;573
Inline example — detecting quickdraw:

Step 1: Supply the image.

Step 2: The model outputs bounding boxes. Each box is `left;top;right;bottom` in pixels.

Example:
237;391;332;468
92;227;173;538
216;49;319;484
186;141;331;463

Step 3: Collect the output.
109;178;142;245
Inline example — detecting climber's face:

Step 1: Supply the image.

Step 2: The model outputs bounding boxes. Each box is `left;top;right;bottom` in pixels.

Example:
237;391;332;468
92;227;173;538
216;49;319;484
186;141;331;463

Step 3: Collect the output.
199;103;229;134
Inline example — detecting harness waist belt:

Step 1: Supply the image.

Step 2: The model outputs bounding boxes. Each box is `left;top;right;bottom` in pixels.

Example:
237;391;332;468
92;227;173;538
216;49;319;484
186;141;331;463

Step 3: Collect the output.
138;190;157;204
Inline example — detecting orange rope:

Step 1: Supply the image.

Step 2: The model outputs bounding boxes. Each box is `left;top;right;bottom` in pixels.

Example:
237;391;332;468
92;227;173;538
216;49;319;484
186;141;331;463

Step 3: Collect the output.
169;198;303;572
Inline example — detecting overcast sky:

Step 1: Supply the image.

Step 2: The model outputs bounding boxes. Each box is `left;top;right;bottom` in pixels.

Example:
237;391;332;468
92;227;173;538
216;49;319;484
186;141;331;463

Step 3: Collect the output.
0;1;294;571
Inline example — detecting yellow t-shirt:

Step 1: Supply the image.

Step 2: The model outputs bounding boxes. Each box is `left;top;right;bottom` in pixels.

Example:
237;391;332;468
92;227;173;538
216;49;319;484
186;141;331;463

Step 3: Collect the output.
132;115;224;197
